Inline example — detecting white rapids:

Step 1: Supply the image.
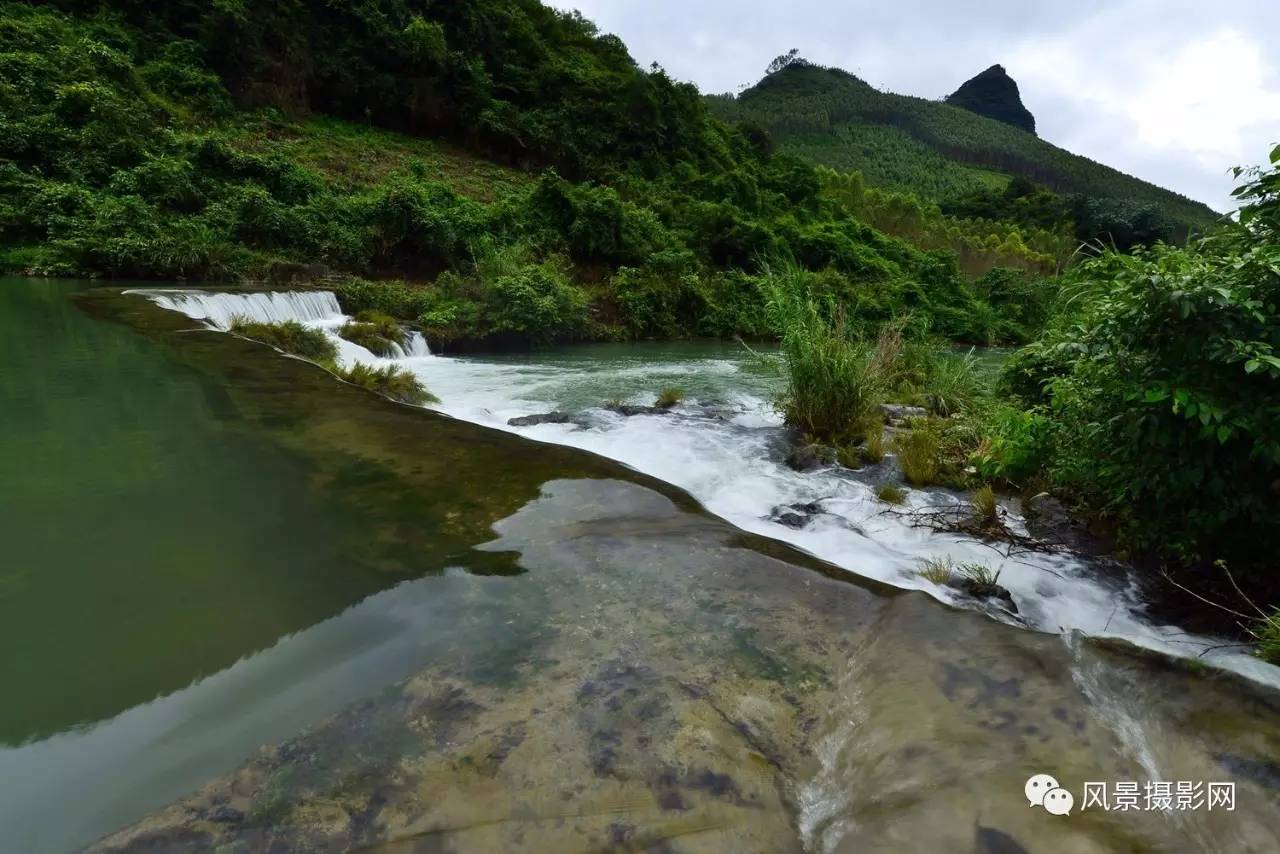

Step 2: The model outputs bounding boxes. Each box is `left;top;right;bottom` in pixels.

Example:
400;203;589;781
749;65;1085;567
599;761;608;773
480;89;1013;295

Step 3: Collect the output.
139;289;1280;688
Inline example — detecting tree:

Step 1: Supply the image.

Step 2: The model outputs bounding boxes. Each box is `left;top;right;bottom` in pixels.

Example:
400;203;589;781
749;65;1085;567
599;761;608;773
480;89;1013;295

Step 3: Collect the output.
766;49;807;76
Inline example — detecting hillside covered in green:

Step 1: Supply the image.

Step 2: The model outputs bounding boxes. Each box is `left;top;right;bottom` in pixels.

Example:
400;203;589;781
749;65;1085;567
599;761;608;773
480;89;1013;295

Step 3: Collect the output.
708;61;1220;246
0;0;1055;344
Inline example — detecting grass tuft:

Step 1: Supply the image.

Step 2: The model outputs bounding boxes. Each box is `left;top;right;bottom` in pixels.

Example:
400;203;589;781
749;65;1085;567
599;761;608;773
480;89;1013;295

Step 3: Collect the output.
1253;610;1280;664
863;426;887;463
764;264;886;442
229;317;338;364
972;484;999;526
876;483;907;504
893;424;940;486
338;362;437;406
917;556;954;585
957;561;1004;595
655;387;685;409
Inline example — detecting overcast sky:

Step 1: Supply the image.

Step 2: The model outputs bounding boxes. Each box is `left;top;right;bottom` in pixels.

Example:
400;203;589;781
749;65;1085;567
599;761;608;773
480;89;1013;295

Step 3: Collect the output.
552;0;1280;212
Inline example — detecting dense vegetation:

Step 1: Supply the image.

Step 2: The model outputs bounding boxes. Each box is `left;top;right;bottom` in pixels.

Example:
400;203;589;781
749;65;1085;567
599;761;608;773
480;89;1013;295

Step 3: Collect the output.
999;147;1280;597
709;62;1220;238
0;0;1052;348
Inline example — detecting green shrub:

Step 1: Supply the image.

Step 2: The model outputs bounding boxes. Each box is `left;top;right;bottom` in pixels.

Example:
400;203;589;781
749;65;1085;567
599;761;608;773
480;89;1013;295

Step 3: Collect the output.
969;404;1052;485
484;262;587;345
229;318;337;365
1019;153;1280;578
338;362;437;406
613;251;705;337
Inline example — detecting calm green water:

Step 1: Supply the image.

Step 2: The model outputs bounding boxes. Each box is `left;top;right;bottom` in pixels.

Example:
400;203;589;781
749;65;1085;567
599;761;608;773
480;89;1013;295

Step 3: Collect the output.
0;279;391;743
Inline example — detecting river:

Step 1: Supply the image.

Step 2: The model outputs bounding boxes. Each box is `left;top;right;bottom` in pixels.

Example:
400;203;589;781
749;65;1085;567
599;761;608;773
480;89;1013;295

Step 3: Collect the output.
3;281;1279;852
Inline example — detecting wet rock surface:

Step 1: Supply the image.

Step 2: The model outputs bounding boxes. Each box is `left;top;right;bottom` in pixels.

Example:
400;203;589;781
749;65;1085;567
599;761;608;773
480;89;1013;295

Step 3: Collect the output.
785;442;837;472
607;403;666;417
1023;493;1111;556
507;411;574;427
93;480;1280;854
879;403;928;426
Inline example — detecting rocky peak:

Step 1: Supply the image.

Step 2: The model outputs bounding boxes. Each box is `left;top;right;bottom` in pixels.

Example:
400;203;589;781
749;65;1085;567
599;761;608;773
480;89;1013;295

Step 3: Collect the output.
945;64;1036;135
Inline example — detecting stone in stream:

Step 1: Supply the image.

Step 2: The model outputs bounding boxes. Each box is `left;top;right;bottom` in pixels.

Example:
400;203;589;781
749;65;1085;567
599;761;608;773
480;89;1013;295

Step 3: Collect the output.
784;442;837;472
507;411;574;427
769;501;826;529
945;574;1020;620
879;403;928;426
606;403;666;417
1023;492;1110;556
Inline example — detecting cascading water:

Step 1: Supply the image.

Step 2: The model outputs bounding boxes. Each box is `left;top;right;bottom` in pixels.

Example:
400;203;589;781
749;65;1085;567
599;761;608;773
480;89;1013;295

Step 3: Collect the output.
127;289;346;330
139;289;1278;689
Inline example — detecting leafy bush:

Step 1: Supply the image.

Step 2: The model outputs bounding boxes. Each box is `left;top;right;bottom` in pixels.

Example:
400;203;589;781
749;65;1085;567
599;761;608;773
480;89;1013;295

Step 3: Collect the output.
229;318;337;364
969;404;1052;485
484;261;587;345
1016;147;1280;581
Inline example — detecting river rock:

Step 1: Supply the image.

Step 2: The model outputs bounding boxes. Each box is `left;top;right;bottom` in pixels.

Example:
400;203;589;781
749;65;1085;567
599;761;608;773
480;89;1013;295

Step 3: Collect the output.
769;502;825;529
508;412;573;427
946;576;1019;617
1024;493;1108;556
879;403;928;426
606;403;665;417
785;443;837;472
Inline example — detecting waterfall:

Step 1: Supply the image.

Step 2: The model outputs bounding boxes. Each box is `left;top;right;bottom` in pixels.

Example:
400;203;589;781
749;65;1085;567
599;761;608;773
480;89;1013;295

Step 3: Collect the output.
129;289;345;330
402;331;432;357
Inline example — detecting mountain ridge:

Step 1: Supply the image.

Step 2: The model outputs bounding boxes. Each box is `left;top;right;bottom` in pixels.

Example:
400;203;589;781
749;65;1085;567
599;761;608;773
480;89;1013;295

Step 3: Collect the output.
709;62;1219;228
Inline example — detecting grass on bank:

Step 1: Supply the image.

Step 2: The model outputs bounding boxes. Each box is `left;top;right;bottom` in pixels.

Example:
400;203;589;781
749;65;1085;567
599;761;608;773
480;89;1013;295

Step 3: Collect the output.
338;362;437;406
338;310;406;357
229;317;338;364
228;318;436;405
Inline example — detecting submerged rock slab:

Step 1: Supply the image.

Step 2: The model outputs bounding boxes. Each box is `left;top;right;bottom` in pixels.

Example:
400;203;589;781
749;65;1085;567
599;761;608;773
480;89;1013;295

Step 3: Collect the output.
93;480;1280;854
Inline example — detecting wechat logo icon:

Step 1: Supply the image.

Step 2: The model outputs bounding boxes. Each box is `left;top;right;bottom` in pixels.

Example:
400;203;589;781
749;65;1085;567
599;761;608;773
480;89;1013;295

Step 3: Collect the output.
1026;773;1073;816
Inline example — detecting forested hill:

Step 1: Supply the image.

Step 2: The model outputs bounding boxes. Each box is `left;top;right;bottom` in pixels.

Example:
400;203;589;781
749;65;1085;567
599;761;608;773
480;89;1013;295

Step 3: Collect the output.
708;62;1219;230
